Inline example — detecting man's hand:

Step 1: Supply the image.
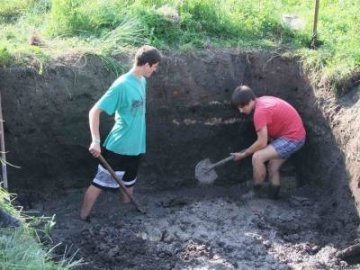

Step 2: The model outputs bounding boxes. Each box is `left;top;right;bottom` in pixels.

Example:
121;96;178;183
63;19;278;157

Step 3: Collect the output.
88;106;102;158
89;142;101;158
230;151;247;161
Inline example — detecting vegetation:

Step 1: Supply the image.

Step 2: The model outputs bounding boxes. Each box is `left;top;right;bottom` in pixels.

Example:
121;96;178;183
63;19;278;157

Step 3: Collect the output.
0;0;359;91
0;0;360;77
0;186;81;269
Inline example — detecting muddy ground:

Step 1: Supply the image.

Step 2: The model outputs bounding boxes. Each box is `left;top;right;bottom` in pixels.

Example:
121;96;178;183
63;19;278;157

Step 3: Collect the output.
1;49;360;269
34;180;358;270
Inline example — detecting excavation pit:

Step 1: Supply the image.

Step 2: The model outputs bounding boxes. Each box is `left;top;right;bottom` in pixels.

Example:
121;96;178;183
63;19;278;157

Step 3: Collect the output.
1;50;360;269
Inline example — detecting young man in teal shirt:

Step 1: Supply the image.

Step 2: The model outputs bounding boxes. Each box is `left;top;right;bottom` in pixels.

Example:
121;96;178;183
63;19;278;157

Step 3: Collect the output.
80;45;161;221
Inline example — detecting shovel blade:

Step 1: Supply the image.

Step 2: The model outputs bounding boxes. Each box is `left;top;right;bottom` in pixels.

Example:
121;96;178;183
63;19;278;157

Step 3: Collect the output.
195;158;218;184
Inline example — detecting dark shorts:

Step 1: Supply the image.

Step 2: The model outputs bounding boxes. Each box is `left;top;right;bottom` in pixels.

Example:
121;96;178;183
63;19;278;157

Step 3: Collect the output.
271;137;305;159
91;148;142;191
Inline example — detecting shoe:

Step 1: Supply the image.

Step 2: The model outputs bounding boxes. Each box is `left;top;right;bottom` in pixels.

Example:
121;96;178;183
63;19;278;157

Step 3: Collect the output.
253;184;264;198
80;215;91;223
268;185;280;200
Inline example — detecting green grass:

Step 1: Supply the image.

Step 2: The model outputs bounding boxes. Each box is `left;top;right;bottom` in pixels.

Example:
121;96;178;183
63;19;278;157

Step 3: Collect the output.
0;186;82;269
0;185;19;218
0;0;34;22
0;227;81;270
0;0;359;94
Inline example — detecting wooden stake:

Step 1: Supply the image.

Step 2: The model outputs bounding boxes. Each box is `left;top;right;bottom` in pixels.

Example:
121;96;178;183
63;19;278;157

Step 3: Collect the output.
0;92;8;189
311;0;320;48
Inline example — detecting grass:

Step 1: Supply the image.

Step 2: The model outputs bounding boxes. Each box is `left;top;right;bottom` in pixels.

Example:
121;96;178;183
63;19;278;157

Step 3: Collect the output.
0;0;359;90
0;185;20;219
0;186;82;269
0;227;81;270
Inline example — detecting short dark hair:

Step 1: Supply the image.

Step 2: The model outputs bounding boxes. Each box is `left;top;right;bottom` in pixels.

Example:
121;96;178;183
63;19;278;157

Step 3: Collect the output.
135;45;162;67
231;85;256;107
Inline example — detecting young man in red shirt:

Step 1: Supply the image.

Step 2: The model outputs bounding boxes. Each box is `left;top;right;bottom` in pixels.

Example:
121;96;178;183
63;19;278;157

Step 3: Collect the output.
231;85;306;199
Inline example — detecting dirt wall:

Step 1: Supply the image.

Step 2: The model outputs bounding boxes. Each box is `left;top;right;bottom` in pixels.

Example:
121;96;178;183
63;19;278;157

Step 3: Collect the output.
0;49;359;215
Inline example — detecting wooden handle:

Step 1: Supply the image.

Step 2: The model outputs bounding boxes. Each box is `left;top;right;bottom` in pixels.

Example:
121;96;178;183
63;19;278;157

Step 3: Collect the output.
209;155;234;169
98;154;146;214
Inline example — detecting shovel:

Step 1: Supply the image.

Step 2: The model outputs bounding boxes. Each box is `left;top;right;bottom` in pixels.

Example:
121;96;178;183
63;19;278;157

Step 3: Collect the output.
98;154;146;214
195;155;234;184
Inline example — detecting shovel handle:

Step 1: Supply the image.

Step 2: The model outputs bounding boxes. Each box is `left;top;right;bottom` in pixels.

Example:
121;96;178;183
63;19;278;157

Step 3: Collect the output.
98;154;146;214
209;155;234;170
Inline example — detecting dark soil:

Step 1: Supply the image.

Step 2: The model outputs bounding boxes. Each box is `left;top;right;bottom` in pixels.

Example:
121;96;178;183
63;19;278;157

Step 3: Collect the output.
35;181;356;270
1;49;360;269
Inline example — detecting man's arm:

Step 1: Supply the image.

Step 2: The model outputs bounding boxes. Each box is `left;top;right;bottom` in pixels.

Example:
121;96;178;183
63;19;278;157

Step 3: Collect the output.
231;126;268;161
89;106;103;158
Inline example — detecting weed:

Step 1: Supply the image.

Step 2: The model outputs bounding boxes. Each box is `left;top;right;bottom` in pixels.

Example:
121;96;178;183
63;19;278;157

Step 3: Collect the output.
0;45;12;67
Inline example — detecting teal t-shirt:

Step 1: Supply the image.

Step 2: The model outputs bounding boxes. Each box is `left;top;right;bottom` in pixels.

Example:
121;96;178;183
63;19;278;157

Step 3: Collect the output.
96;72;146;155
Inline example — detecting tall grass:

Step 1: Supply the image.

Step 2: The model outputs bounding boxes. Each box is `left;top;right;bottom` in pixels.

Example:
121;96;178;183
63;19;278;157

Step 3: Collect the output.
0;0;34;22
0;186;82;269
0;227;81;270
46;0;129;36
0;0;359;92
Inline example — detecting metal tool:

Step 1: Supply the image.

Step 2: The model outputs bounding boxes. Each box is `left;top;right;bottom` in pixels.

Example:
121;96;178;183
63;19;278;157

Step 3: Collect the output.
195;155;234;184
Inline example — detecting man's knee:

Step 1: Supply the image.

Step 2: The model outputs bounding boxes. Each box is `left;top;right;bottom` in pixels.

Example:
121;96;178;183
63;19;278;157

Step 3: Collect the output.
252;151;265;167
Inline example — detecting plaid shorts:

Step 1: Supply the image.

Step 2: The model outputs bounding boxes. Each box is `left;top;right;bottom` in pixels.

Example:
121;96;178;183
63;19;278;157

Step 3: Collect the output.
92;149;141;190
271;137;305;159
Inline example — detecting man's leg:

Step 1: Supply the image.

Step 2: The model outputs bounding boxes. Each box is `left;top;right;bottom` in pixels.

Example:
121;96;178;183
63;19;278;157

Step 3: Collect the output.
118;154;140;204
267;158;286;199
120;186;134;204
80;185;103;220
252;144;279;184
267;158;286;186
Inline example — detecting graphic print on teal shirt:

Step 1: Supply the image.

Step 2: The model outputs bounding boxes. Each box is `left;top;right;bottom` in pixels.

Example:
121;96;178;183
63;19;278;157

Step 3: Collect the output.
96;72;146;155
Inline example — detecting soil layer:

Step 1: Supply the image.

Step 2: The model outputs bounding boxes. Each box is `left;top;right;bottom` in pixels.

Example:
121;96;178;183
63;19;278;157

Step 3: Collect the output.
1;49;360;268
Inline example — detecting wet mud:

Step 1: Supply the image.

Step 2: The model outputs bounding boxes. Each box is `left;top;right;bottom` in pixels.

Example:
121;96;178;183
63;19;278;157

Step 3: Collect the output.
34;181;358;270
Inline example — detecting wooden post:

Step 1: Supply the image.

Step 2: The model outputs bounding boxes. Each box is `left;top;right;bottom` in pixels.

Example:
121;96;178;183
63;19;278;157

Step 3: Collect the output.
0;91;8;190
311;0;320;48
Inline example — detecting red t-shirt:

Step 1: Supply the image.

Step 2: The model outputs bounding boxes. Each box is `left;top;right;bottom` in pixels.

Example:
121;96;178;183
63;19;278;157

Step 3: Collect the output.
253;96;306;140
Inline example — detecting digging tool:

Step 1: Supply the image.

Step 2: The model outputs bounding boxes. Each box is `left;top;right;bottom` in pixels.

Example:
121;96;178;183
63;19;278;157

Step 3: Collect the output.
195;155;234;184
98;154;146;214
